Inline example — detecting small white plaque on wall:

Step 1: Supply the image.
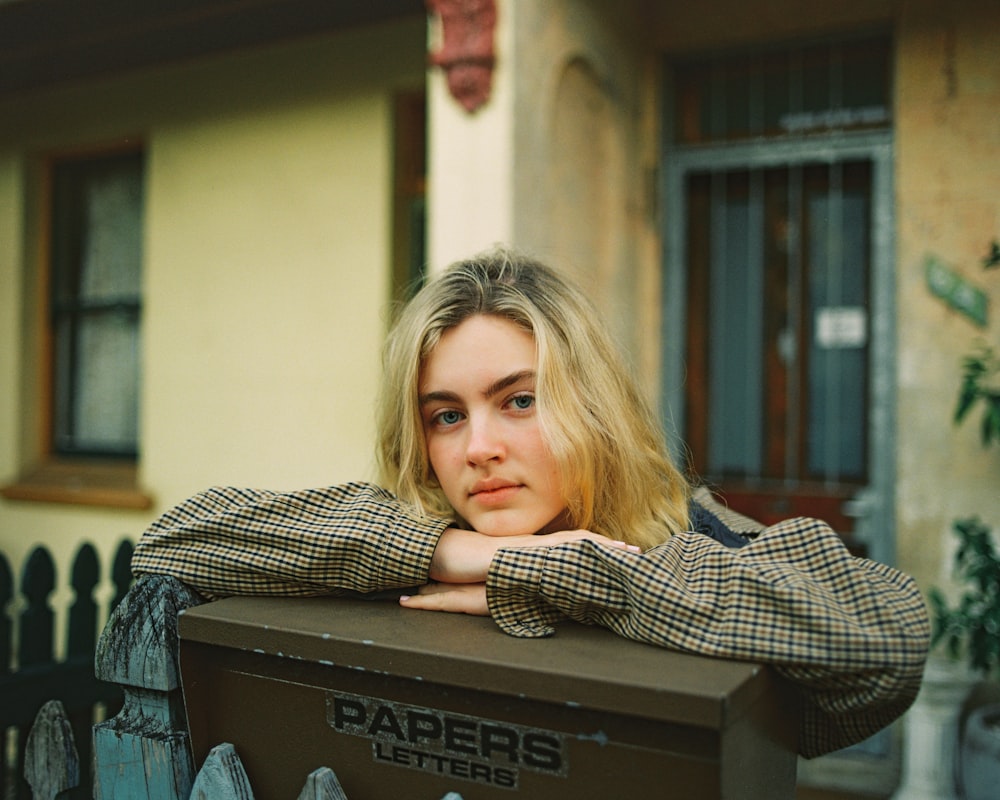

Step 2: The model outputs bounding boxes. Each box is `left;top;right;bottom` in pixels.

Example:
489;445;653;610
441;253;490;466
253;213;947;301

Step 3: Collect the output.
815;306;867;349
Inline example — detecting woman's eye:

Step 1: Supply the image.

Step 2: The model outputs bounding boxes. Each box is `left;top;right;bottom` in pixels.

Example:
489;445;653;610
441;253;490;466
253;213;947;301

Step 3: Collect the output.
508;394;535;411
433;409;463;427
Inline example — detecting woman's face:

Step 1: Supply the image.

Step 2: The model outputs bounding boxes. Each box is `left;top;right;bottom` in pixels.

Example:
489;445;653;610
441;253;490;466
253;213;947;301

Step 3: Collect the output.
419;314;571;536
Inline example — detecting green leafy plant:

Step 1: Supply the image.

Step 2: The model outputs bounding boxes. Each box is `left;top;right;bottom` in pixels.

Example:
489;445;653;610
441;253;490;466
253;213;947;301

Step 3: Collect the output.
929;517;1000;680
954;343;1000;447
930;244;999;678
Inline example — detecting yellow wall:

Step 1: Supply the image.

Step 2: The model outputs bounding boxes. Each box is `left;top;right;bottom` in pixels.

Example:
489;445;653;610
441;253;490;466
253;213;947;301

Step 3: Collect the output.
0;17;426;656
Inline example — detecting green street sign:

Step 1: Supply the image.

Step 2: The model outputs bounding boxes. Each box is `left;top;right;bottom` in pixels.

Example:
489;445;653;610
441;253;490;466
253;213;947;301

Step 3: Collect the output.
925;255;989;327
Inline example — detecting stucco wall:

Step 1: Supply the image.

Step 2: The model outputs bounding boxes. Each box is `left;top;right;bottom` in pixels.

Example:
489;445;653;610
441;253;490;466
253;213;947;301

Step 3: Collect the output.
0;17;425;655
894;0;1000;591
510;0;659;391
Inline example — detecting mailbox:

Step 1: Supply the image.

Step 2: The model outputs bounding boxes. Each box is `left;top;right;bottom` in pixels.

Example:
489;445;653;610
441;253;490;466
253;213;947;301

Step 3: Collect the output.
178;596;797;799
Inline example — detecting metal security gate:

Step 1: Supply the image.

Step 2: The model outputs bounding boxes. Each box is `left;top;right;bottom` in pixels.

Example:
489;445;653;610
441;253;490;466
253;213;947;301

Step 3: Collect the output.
660;35;896;569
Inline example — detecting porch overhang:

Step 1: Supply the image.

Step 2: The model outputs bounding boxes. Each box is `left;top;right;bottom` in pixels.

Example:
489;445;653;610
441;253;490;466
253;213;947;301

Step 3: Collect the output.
0;0;426;98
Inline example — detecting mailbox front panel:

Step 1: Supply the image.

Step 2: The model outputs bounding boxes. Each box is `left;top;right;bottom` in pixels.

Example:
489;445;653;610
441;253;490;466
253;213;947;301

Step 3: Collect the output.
181;643;736;799
178;597;796;799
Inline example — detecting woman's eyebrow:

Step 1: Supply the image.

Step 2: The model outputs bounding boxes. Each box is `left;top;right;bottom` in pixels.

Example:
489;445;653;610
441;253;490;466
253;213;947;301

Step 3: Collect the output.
419;389;460;406
419;370;536;407
482;370;535;399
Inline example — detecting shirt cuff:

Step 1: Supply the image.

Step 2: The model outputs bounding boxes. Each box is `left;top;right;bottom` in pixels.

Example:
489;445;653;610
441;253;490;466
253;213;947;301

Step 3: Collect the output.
486;547;567;637
377;512;451;589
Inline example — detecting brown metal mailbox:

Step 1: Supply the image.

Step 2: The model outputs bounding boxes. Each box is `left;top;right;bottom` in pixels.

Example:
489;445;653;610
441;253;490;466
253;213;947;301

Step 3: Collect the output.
178;596;798;799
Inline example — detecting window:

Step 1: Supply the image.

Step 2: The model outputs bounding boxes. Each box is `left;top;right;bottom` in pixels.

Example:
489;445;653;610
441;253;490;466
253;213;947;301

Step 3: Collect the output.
2;146;149;508
391;90;427;302
51;150;144;458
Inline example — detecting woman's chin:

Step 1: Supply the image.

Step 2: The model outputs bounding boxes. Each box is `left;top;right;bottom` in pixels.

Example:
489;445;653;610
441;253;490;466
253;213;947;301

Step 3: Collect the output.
466;507;573;537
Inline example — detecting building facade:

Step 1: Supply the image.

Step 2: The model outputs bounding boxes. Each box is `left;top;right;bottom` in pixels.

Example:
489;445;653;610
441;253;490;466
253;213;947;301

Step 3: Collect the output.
1;0;997;793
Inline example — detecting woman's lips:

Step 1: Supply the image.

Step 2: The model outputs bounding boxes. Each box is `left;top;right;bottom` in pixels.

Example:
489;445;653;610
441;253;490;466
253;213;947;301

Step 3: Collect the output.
470;480;522;506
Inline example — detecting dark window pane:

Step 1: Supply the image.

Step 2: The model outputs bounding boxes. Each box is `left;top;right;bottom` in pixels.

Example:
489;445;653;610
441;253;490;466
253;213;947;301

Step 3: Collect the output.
51;150;144;457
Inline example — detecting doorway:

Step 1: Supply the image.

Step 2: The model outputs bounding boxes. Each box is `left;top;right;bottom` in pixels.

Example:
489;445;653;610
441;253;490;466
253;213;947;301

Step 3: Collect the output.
661;35;896;567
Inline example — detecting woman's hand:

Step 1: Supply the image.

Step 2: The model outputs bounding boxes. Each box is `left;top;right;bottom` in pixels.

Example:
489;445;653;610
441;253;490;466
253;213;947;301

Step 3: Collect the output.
399;582;489;616
428;527;639;584
410;530;638;617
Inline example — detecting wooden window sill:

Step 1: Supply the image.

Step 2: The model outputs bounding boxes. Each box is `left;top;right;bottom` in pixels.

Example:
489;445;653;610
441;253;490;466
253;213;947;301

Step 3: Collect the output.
1;460;153;510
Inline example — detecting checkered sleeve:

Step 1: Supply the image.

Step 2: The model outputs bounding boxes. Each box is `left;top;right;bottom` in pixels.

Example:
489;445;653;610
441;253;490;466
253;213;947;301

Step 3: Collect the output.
486;516;929;758
131;482;450;599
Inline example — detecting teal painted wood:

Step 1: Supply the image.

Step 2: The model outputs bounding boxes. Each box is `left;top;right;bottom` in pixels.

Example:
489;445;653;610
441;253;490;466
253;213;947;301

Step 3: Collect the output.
189;743;253;800
296;767;349;800
24;699;79;800
93;574;205;800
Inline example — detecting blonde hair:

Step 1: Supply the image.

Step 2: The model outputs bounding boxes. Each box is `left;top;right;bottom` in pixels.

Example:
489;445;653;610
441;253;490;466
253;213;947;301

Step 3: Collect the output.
376;247;690;549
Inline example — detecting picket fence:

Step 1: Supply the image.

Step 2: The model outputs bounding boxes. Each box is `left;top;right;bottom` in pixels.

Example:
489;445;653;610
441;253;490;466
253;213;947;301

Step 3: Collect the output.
0;556;508;800
1;543;467;800
0;539;133;800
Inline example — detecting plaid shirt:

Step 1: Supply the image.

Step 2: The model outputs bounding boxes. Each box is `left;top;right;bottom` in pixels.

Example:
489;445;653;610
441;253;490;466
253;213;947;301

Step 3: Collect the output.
132;482;929;759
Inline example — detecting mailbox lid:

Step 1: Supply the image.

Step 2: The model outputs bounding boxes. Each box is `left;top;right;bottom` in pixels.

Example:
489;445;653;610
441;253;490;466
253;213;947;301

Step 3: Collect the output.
178;595;775;731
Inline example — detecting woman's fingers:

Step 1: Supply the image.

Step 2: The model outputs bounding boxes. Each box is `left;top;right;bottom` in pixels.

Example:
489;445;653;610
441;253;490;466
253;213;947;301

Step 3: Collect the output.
399;582;489;616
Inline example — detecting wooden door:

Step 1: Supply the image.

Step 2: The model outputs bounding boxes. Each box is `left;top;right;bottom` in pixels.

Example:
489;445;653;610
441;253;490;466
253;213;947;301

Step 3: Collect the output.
684;161;873;555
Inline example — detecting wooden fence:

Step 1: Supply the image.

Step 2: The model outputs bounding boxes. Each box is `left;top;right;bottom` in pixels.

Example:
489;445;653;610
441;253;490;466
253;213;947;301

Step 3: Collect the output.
0;540;133;800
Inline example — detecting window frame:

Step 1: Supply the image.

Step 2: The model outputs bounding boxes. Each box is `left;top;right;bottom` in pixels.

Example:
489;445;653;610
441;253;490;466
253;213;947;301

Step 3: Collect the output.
1;139;152;510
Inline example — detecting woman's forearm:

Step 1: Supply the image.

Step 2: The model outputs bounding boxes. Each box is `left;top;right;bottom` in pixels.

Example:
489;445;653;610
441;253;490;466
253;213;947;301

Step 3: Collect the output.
131;482;448;598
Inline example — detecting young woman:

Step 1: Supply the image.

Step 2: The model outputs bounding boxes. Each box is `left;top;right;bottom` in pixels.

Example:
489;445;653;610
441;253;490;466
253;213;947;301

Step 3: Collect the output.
132;247;929;759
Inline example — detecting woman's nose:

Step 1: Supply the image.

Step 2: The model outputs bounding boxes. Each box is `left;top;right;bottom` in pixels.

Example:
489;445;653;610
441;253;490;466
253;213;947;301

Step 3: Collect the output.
465;415;505;465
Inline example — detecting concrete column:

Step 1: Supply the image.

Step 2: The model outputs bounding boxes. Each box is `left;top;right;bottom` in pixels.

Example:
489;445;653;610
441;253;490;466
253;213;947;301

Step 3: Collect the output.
425;0;516;271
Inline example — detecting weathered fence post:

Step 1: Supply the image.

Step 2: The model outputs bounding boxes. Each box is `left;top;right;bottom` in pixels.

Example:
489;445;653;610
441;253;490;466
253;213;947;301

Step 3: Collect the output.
188;743;253;800
92;574;205;800
296;767;348;800
16;547;58;799
24;699;80;800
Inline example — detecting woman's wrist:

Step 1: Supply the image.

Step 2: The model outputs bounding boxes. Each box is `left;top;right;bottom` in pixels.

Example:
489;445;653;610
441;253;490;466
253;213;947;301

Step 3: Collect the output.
428;527;494;583
428;526;639;584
